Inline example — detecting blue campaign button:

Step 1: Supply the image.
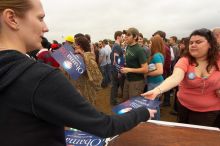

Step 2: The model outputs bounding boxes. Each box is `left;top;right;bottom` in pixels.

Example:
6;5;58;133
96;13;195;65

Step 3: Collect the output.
188;72;196;80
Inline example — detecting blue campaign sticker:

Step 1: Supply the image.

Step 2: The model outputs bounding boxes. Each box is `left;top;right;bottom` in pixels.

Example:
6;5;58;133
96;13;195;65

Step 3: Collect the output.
148;63;156;72
117;57;121;64
188;72;196;80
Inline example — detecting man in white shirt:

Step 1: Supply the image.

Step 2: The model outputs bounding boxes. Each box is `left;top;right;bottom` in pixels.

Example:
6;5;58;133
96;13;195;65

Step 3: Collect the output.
103;39;112;85
98;40;108;87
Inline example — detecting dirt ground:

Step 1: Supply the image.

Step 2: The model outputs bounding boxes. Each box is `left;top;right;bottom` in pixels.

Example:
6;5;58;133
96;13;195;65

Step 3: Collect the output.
95;86;177;122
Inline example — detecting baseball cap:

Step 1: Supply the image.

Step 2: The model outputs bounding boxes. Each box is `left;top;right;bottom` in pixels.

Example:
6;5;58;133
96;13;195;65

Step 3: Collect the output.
64;35;75;43
123;27;140;36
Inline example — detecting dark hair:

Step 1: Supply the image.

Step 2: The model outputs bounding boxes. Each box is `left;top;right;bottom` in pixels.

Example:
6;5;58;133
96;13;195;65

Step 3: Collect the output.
85;34;91;43
143;38;149;44
41;37;51;49
187;28;219;72
103;39;108;45
75;36;91;52
53;40;58;44
153;30;166;40
74;33;84;39
179;37;189;44
170;36;177;42
114;31;123;40
179;37;189;57
94;42;99;48
133;34;139;42
139;33;143;38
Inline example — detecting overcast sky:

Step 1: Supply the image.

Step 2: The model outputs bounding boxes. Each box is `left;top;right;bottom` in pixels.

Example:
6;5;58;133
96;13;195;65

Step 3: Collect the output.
41;0;220;43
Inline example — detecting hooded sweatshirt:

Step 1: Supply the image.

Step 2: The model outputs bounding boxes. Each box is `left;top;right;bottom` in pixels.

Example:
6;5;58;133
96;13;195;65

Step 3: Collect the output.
0;50;149;146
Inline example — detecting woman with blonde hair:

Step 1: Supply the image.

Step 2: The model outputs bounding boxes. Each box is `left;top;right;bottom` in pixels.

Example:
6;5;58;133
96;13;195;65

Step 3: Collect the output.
0;0;156;145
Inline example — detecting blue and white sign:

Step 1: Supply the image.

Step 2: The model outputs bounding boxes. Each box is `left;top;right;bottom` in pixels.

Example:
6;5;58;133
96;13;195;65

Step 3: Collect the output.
65;129;106;146
112;96;161;115
51;44;86;80
115;56;125;72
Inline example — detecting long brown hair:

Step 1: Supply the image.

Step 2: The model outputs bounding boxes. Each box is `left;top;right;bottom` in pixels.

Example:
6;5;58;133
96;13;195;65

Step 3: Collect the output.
150;35;165;57
0;0;32;18
186;28;220;72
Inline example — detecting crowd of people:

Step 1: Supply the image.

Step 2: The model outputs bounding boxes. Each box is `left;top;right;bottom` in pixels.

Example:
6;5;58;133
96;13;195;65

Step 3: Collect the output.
0;0;220;146
26;25;220;125
34;27;220;124
33;27;220;124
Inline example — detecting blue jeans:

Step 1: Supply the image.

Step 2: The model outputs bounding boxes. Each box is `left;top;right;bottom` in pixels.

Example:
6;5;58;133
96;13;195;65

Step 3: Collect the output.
110;67;125;104
148;82;162;120
106;64;112;84
100;65;108;87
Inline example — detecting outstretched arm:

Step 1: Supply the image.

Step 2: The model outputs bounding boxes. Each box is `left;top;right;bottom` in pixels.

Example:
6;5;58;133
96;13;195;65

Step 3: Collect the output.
141;67;185;99
34;69;154;138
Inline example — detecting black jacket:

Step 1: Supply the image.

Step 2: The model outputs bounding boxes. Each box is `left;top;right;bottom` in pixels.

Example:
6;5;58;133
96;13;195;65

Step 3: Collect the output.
0;50;149;146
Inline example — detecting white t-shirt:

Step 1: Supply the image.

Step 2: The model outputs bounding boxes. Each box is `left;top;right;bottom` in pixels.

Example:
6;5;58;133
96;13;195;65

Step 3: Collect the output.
104;44;112;64
170;46;175;61
99;47;107;66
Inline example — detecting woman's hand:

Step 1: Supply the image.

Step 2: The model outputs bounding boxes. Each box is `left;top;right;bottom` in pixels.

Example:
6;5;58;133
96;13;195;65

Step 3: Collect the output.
141;88;161;100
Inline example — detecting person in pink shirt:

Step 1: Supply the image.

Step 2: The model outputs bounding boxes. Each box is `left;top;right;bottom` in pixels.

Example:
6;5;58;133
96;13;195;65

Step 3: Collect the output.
142;28;220;127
